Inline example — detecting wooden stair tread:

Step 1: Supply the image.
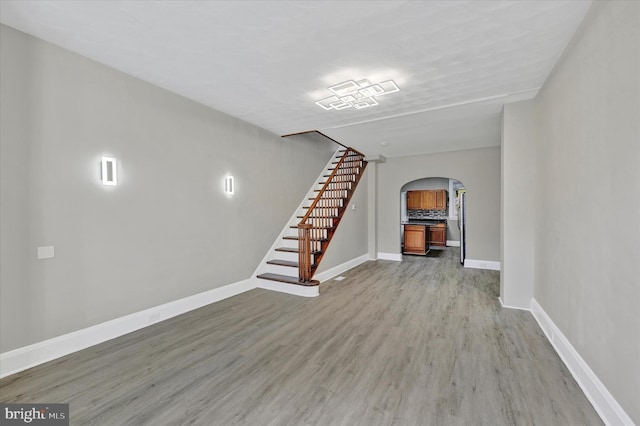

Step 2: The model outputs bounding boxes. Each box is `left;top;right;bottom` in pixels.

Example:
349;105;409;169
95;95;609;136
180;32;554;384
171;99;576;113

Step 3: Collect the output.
266;259;317;268
330;165;361;168
290;224;334;229
283;235;328;242
308;196;345;200
256;273;319;287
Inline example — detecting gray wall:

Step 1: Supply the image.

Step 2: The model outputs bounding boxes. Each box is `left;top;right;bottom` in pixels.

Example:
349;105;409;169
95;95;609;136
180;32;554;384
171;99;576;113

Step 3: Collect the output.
500;100;536;308
446;220;460;242
533;1;639;422
0;25;338;353
377;147;500;261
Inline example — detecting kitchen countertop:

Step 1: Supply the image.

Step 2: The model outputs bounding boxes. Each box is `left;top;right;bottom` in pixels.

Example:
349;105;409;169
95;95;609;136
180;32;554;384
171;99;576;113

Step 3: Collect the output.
402;220;447;225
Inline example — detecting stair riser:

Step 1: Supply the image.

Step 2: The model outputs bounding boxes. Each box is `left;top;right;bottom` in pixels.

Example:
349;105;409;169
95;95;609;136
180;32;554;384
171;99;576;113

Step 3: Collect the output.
302;219;335;228
279;238;299;249
274;251;303;262
316;183;353;189
264;264;300;276
290;230;329;241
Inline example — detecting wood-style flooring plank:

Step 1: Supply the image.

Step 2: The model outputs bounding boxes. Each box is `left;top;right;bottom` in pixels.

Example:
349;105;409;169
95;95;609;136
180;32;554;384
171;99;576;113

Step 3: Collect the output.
0;249;601;425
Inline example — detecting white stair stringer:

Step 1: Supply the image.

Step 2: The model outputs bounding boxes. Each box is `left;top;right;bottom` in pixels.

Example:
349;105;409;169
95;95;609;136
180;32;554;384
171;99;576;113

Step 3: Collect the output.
251;148;344;297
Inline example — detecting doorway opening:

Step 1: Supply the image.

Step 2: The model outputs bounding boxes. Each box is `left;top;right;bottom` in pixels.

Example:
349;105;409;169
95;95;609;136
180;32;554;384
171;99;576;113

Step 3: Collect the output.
400;177;466;264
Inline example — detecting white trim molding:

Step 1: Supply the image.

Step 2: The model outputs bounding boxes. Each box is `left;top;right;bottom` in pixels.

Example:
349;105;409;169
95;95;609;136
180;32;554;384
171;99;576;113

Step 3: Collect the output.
377;252;402;261
530;299;634;426
446;240;460;247
0;279;256;379
498;297;531;312
464;259;500;270
314;254;370;283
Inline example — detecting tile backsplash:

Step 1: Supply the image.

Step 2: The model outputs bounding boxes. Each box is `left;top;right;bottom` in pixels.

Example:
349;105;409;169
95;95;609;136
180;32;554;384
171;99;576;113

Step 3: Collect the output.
408;209;447;219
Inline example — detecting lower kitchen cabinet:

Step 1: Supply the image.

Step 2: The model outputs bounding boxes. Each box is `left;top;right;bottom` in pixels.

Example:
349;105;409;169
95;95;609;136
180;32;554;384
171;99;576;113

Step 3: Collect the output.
429;223;446;246
403;225;426;254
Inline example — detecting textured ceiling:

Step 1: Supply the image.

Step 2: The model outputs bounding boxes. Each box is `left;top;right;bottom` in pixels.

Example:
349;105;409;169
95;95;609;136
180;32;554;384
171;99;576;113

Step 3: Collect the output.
0;1;592;157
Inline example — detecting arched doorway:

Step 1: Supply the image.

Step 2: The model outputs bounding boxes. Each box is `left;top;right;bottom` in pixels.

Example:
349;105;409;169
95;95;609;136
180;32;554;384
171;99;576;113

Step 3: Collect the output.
400;177;466;263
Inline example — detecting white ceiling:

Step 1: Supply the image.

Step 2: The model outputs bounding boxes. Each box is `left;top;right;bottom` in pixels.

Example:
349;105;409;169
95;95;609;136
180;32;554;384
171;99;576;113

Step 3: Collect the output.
0;1;592;158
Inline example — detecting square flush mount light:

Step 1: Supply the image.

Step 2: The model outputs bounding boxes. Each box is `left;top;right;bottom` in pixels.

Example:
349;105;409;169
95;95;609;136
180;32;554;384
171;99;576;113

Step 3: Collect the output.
316;79;400;111
100;156;117;186
224;176;234;195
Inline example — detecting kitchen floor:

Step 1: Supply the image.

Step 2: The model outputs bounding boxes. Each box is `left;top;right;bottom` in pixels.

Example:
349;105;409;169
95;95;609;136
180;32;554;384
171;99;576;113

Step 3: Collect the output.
0;248;601;425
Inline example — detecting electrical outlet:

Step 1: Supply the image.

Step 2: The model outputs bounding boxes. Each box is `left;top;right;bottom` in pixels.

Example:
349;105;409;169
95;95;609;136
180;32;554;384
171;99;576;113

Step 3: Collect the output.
37;246;55;259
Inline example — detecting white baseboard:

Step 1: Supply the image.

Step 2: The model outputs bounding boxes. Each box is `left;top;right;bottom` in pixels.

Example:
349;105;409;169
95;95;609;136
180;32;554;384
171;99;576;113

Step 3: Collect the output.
498;296;531;311
257;280;319;298
530;299;634;426
314;254;369;283
377;252;402;261
0;279;256;379
446;240;460;247
464;259;500;270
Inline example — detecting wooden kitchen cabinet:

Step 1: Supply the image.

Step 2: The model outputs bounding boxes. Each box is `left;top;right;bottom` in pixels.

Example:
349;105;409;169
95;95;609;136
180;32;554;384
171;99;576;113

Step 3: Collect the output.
435;190;447;210
406;191;422;210
403;225;426;254
429;223;446;247
406;190;448;210
422;191;435;209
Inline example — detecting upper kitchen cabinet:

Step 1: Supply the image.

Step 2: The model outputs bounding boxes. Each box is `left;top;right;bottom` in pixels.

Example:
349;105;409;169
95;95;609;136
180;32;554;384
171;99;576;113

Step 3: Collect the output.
422;190;435;209
407;190;448;210
435;190;447;210
407;191;422;210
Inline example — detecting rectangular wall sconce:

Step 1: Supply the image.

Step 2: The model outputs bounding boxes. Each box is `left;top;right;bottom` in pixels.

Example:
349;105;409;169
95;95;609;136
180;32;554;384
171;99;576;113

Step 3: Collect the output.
101;156;117;186
224;176;234;195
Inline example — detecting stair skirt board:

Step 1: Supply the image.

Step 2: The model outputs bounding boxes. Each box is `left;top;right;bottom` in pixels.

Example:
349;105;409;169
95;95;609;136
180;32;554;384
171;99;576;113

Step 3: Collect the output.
313;254;370;283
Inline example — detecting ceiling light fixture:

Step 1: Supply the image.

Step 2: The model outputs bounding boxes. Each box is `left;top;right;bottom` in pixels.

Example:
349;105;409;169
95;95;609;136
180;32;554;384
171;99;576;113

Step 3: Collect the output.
316;79;400;111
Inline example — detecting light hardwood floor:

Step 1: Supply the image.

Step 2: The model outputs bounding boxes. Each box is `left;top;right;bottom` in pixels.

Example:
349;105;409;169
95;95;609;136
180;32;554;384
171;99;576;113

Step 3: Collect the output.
0;248;601;425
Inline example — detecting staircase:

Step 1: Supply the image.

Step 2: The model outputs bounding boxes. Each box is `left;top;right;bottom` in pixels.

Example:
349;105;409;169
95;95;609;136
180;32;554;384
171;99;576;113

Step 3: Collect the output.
256;147;367;293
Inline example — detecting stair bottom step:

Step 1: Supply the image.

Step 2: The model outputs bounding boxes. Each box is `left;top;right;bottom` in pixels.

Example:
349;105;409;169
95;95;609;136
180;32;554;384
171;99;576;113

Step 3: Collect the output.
257;273;319;286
